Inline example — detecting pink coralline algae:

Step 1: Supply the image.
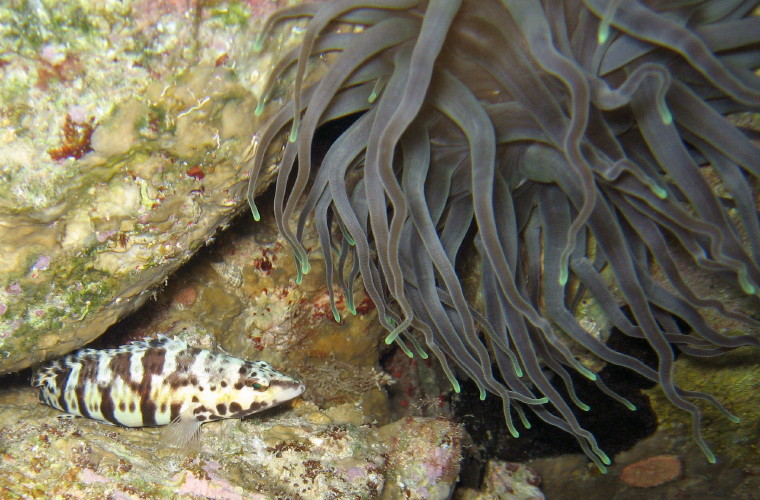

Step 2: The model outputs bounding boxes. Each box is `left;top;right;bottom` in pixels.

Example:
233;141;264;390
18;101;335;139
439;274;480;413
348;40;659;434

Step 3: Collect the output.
174;460;253;500
31;255;51;271
80;468;110;485
620;455;682;488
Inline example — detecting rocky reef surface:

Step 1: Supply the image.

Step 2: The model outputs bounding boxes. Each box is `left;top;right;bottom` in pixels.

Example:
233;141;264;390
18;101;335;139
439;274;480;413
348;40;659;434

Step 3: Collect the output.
1;1;757;498
0;0;303;373
0;384;462;499
0;200;464;499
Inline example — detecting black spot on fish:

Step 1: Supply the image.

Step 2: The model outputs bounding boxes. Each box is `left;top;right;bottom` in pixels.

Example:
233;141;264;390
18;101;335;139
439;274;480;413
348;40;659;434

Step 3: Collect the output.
234;382;243;390
197;415;207;421
216;403;227;415
170;402;182;422
229;402;242;413
141;399;157;426
175;350;193;372
108;351;133;384
142;349;166;377
99;385;119;425
75;380;91;420
192;396;199;403
118;401;126;412
220;381;227;388
139;348;165;426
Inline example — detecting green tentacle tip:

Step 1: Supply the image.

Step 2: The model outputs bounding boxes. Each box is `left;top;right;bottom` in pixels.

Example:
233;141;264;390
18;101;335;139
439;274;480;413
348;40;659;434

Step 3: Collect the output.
451;379;461;393
345;293;356;315
508;425;520;439
479;387;487;401
599;451;611;466
289;125;299;143
650;184;667;199
384;320;401;344
597;23;610;45
739;274;755;295
728;414;741;424
250;203;261;221
559;266;569;286
387;326;406;345
624;401;637;411
253;36;265;53
331;308;341;323
659;104;673;125
597;464;608;474
536;397;549;404
301;259;311;275
578;402;591;411
254;100;265;116
701;443;717;464
368;92;379;104
398;343;414;359
579;366;597;381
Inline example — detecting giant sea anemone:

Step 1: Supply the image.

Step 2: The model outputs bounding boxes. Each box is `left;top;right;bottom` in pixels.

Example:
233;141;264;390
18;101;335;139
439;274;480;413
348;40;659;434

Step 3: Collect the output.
247;0;760;472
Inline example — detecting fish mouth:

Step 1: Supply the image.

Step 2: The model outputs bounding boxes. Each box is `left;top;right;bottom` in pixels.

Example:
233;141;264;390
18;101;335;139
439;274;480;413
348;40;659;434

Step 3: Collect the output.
268;379;306;403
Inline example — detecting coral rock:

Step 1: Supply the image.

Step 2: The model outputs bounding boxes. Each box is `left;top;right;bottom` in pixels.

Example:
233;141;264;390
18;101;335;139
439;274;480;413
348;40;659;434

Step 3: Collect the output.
620;455;682;488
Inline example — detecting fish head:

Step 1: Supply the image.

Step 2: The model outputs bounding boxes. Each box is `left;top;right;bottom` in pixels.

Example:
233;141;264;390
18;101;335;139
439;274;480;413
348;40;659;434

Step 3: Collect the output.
211;360;305;419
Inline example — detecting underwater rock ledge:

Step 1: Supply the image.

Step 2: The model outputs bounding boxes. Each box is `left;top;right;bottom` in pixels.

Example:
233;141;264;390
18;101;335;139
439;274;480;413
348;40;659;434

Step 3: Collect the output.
0;0;307;373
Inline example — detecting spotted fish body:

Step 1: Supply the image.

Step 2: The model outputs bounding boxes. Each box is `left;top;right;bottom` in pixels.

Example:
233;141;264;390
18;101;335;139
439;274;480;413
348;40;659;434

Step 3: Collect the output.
31;336;305;444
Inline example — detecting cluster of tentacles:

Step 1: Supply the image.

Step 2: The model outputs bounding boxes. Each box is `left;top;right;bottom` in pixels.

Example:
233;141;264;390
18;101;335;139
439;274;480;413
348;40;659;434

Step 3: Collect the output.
247;0;760;472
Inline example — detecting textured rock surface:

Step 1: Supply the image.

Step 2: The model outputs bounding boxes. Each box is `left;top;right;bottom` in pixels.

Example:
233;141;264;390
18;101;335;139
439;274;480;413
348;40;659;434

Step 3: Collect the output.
526;347;759;500
619;455;682;488
0;380;462;499
0;198;461;497
455;461;545;500
0;0;303;373
88;200;392;420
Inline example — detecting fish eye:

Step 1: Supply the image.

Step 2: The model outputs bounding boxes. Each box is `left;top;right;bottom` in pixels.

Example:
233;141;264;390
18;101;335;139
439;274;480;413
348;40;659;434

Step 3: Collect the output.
245;379;267;390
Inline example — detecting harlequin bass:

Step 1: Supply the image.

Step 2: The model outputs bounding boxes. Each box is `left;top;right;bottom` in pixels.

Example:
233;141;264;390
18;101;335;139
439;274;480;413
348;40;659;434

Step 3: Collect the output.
31;336;305;444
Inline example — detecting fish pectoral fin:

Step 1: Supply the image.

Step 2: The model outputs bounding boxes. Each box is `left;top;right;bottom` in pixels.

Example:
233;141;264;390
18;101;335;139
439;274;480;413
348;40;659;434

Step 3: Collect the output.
161;414;203;449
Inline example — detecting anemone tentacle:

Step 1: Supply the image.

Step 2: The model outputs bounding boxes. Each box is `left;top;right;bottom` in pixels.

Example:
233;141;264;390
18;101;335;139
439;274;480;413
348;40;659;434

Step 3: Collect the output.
249;0;760;471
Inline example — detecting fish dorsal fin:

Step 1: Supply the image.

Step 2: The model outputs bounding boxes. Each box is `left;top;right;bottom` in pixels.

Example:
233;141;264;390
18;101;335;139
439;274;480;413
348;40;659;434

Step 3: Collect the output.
127;335;187;351
161;412;203;449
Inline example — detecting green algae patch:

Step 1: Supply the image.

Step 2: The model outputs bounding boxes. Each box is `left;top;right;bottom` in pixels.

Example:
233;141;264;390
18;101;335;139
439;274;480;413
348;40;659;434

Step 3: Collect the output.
644;346;760;467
